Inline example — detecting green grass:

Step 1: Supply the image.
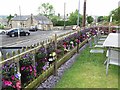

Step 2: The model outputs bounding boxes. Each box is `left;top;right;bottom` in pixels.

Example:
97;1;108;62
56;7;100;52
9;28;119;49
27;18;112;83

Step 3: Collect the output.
55;46;119;88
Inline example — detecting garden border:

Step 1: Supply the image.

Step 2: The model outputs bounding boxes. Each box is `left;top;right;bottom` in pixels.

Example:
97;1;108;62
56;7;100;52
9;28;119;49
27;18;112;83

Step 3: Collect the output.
24;39;88;89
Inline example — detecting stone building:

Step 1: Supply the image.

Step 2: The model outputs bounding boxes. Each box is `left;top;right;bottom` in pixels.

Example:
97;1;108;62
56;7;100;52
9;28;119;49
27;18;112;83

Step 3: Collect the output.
11;14;53;30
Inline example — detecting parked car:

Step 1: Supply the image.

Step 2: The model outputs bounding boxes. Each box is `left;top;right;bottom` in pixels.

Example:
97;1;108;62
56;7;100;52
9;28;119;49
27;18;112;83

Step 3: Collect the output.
0;29;6;35
6;28;30;37
72;25;80;30
29;26;37;31
6;28;18;35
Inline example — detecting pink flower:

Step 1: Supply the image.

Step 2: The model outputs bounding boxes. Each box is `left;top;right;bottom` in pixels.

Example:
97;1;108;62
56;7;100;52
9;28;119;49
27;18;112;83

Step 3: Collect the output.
72;45;74;48
4;80;12;86
12;85;16;88
29;66;32;72
26;67;29;70
34;72;36;77
21;66;25;71
11;75;15;80
16;81;21;90
63;45;66;48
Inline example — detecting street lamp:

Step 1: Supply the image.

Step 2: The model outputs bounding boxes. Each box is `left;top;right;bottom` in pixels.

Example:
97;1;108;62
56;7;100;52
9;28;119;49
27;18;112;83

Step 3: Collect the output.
86;14;88;27
109;14;113;33
18;5;21;38
17;23;20;38
64;2;66;30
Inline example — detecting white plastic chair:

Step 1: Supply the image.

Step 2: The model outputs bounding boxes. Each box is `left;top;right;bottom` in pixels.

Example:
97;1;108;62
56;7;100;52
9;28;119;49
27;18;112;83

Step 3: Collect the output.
106;49;120;75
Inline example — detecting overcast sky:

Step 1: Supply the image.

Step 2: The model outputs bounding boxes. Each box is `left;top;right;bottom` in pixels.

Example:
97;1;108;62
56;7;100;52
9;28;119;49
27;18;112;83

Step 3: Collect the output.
0;0;119;16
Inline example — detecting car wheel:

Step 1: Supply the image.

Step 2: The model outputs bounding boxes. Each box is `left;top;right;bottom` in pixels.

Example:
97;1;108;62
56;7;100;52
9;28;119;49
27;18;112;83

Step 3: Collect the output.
26;33;29;36
11;34;15;37
2;31;5;35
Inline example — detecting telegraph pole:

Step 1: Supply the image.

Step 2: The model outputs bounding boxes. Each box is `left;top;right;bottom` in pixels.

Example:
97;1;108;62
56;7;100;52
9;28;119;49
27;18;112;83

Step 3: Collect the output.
82;0;86;28
18;5;21;38
77;0;80;26
64;2;66;30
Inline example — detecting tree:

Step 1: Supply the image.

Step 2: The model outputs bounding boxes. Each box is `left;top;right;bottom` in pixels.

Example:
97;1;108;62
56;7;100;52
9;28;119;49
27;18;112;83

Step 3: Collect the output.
110;7;120;24
51;15;61;26
87;16;93;24
68;9;82;26
38;3;55;18
97;16;104;22
103;16;109;22
7;14;14;25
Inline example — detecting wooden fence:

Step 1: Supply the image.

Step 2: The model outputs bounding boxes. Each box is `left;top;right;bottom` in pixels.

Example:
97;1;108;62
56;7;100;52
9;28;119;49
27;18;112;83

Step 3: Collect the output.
0;29;85;89
0;26;115;89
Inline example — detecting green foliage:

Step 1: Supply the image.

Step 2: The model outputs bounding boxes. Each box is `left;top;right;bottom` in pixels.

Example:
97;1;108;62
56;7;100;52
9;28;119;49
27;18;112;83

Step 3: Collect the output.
68;9;82;26
111;7;120;24
38;3;55;18
7;14;14;24
87;16;93;24
55;20;72;26
51;15;61;26
103;16;109;22
97;16;104;22
0;24;4;29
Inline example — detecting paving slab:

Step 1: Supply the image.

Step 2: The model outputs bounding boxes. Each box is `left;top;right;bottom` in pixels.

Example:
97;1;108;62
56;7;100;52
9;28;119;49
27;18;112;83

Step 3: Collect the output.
94;45;104;48
90;49;104;53
99;38;106;41
97;41;104;45
100;35;108;38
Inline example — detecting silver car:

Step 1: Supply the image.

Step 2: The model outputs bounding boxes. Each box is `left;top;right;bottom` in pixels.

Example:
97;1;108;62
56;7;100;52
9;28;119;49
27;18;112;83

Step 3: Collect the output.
0;29;6;35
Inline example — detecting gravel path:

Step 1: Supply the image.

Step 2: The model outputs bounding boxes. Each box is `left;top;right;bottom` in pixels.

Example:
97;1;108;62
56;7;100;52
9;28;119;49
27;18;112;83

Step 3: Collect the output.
36;44;88;89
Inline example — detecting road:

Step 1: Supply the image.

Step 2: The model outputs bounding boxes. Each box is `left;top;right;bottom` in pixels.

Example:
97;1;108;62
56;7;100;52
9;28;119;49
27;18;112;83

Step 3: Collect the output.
0;29;73;58
1;30;73;47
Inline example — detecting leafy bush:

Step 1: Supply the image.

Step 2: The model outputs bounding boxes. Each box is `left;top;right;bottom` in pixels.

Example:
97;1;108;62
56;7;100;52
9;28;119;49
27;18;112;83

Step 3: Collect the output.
0;24;4;29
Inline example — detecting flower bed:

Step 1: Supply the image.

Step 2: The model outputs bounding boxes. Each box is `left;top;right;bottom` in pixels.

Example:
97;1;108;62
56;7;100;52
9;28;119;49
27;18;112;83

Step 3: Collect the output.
2;61;21;90
19;53;36;87
1;27;100;89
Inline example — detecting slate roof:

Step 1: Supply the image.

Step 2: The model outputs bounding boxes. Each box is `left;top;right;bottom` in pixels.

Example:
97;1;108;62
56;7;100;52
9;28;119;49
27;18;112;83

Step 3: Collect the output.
12;15;30;21
34;15;48;21
34;15;52;24
12;15;53;24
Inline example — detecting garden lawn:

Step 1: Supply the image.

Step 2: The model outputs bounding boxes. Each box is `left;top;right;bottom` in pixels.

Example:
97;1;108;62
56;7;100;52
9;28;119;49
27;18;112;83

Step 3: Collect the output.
55;46;119;88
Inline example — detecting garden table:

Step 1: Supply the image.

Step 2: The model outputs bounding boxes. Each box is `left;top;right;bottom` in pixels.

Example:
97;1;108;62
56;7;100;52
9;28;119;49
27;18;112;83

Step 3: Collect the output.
103;33;120;48
103;33;120;61
103;33;120;75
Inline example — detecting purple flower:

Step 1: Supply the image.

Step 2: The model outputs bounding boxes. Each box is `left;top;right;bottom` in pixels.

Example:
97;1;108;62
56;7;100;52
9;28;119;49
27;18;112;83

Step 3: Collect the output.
35;62;38;66
42;65;47;71
15;72;21;80
39;47;45;53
